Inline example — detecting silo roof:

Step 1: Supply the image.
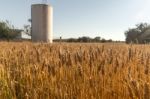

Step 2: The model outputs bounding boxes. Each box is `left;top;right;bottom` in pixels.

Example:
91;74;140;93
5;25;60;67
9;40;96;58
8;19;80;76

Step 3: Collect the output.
31;4;52;7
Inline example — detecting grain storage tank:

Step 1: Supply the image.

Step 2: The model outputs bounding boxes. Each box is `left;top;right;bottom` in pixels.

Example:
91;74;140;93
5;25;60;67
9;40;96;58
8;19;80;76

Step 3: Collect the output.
31;4;53;43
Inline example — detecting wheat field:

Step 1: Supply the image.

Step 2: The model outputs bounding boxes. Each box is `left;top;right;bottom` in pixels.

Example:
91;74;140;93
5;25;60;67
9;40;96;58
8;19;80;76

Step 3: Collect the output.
0;42;150;99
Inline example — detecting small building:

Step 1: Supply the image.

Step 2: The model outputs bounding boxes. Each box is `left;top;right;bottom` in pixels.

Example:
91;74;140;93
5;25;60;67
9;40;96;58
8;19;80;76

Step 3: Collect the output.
16;31;31;40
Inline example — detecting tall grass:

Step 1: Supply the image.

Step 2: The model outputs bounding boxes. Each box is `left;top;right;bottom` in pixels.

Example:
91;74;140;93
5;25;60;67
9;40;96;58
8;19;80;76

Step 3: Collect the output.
0;42;150;99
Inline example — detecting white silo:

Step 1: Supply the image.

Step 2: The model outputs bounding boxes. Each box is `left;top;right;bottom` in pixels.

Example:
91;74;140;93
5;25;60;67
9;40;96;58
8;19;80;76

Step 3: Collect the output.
31;4;53;43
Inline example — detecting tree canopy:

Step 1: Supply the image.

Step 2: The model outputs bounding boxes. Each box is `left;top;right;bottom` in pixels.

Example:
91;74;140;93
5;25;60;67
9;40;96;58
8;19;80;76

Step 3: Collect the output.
125;23;150;44
0;20;20;40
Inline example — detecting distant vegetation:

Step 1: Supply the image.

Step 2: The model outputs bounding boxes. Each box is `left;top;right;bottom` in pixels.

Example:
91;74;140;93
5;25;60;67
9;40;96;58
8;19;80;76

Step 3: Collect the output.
0;20;21;40
125;23;150;44
54;36;114;43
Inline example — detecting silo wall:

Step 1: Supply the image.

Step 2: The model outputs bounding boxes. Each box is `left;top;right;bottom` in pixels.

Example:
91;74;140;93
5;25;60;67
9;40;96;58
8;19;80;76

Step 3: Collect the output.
31;4;53;43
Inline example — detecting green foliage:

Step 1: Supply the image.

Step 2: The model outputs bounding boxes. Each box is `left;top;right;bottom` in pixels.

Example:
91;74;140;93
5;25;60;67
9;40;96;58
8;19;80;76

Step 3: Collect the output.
78;36;92;42
54;36;113;43
125;23;150;44
94;36;101;42
0;21;20;40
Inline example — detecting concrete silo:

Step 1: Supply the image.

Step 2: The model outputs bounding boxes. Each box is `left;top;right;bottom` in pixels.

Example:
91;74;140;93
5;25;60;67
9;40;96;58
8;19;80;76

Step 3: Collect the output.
31;4;53;43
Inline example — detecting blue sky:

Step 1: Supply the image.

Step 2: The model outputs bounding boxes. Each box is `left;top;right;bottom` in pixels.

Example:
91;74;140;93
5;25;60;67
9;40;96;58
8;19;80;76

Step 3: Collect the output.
0;0;150;40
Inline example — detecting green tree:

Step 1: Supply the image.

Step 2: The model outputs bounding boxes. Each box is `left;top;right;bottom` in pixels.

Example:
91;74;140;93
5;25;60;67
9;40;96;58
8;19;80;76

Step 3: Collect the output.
0;20;20;40
94;36;101;42
77;36;91;42
125;23;150;44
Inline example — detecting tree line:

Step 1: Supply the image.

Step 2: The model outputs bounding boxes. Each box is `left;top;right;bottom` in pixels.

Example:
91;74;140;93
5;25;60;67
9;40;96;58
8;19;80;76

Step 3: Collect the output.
54;36;113;43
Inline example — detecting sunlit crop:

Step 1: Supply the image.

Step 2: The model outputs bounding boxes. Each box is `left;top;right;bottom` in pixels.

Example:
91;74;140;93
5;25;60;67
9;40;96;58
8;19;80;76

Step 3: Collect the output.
0;42;149;99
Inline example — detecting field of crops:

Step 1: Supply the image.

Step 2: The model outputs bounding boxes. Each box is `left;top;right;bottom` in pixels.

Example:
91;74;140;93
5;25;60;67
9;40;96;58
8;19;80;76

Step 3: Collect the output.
0;42;150;99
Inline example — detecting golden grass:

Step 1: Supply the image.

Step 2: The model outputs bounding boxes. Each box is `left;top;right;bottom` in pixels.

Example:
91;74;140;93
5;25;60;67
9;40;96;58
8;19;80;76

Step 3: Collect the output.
0;42;150;99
